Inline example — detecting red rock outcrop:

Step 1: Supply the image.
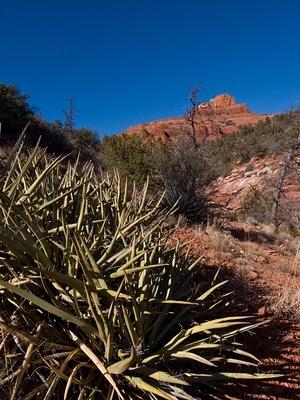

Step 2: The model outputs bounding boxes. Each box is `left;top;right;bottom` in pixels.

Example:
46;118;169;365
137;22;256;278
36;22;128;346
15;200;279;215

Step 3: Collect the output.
124;94;270;143
206;154;300;223
198;93;249;116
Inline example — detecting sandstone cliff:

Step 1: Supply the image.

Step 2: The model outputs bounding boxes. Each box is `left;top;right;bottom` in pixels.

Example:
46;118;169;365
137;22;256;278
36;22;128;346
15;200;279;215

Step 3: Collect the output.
124;94;270;142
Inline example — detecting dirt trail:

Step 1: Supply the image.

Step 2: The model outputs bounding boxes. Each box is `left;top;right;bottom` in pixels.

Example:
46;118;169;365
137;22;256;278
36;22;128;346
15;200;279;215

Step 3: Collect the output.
172;223;300;399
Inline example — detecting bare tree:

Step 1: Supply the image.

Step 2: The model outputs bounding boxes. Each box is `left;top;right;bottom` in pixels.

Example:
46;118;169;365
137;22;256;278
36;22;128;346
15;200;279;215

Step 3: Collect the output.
271;112;300;231
186;87;200;148
62;97;76;137
186;87;223;147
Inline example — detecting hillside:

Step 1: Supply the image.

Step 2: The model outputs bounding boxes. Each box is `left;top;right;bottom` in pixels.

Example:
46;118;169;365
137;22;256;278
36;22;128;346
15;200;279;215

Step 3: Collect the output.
207;154;300;219
170;154;300;398
1;83;300;399
124;93;270;142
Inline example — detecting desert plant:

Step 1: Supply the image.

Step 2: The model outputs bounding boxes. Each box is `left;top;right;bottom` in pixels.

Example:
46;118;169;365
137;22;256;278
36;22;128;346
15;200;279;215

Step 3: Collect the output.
240;187;275;225
152;136;213;222
101;133;153;187
240;186;296;230
162;188;211;223
0;139;279;400
270;287;300;321
72;127;103;166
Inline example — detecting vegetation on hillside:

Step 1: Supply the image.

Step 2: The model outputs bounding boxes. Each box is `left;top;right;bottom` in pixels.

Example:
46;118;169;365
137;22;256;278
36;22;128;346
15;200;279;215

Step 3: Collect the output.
0;83;100;160
0;139;278;400
101;133;153;186
100;108;300;222
206;110;300;178
2;82;300;223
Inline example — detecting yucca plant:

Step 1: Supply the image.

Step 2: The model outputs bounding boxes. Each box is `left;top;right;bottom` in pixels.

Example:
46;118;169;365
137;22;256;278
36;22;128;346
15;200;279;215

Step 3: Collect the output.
162;188;211;223
0;137;279;400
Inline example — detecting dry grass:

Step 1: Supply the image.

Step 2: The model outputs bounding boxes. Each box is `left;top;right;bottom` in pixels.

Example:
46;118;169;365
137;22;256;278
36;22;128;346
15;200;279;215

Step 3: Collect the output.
202;222;236;253
269;250;300;320
232;264;255;297
195;221;300;320
270;286;300;321
258;222;300;252
275;247;300;276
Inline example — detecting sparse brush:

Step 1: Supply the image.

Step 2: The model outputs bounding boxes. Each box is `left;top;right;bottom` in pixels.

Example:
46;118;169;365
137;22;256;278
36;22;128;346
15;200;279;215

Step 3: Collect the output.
204;223;235;253
0;137;280;400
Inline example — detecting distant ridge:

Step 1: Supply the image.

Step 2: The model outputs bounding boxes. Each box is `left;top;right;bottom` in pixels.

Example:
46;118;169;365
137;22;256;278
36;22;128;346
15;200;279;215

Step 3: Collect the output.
123;94;270;142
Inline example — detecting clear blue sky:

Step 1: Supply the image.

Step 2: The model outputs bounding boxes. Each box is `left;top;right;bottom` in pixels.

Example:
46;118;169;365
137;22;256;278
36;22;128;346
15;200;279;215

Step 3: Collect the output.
1;0;299;136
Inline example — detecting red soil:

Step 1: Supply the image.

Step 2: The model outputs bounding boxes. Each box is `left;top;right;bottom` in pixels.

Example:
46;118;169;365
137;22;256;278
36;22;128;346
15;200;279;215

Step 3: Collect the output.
171;223;300;399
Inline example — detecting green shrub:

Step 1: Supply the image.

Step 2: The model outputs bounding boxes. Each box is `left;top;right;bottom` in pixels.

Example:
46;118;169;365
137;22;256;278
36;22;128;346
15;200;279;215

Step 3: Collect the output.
288;224;300;237
0;140;278;400
101;133;153;186
72;128;102;165
151;137;213;222
28;115;74;154
239;186;293;228
0;82;34;138
0;83;72;153
240;187;274;224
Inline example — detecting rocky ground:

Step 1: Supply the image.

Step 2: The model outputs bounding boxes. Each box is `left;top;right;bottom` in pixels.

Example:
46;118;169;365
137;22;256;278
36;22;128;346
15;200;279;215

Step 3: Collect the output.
207;154;300;218
171;222;300;399
170;155;300;399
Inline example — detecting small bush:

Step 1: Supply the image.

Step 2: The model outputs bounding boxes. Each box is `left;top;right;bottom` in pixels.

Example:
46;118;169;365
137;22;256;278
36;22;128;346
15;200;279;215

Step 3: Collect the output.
288;224;300;238
0;82;102;162
240;187;274;224
270;287;300;321
151;136;213;222
72;127;103;165
240;186;296;229
101;133;153;187
162;188;211;223
0;82;34;139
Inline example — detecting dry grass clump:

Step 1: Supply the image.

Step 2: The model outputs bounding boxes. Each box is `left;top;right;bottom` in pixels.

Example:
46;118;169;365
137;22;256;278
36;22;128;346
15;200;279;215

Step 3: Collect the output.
270;250;300;320
202;223;236;253
270;286;300;321
275;248;300;276
232;264;255;296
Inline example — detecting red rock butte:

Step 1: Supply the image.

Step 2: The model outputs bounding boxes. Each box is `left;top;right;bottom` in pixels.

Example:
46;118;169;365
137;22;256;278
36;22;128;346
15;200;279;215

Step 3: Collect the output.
124;93;270;142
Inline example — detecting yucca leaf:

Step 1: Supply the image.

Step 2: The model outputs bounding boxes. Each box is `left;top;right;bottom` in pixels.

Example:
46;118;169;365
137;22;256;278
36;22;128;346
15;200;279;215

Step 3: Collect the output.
68;330;124;399
184;372;283;381
170;351;216;367
110;263;167;278
196;280;228;301
132;367;189;386
125;376;176;400
17;154;67;204
107;349;136;374
0;278;97;335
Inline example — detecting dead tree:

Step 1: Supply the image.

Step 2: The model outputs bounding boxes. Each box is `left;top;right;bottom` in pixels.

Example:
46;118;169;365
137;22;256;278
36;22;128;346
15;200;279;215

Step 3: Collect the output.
186;88;223;147
62;98;76;138
271;115;300;231
188;87;198;144
186;87;201;148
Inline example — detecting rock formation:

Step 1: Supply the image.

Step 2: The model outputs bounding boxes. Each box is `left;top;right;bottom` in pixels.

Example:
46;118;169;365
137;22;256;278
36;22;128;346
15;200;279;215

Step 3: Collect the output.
198;93;249;115
123;94;270;143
